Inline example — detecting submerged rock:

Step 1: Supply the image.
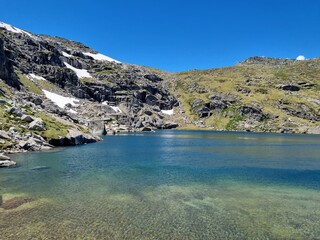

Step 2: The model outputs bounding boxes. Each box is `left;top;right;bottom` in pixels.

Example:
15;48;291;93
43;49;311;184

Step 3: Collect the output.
1;197;35;210
31;166;50;171
0;153;16;167
0;153;10;160
0;160;16;167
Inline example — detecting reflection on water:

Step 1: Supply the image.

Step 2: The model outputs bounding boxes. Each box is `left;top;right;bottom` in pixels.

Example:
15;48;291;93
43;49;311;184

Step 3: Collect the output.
1;130;320;239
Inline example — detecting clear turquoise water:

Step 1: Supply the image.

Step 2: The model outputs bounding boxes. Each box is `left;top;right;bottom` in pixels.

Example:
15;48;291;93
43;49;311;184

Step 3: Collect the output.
1;130;320;239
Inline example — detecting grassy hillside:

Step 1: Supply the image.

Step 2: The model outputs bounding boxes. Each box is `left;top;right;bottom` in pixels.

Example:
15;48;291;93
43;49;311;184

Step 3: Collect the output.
172;57;320;133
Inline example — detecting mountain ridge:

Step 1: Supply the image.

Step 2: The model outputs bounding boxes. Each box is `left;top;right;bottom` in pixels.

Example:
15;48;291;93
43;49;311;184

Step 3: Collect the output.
0;21;319;157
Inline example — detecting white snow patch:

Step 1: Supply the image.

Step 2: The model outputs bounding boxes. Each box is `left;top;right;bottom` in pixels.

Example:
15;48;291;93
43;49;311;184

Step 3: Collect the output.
42;90;79;109
0;22;33;38
62;51;72;58
27;73;46;81
161;109;174;115
296;55;306;61
83;52;121;63
68;109;78;114
64;62;92;78
110;106;122;113
102;101;122;113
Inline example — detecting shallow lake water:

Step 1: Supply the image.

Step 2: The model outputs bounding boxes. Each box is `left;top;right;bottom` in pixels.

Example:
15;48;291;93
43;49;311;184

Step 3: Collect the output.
1;130;320;239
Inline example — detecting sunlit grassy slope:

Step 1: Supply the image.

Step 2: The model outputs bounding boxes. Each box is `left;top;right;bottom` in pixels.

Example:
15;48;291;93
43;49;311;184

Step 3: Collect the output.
170;57;320;132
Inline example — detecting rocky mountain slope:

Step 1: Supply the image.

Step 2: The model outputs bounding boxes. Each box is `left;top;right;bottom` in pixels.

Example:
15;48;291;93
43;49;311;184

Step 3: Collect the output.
0;21;319;159
174;57;320;134
0;22;178;157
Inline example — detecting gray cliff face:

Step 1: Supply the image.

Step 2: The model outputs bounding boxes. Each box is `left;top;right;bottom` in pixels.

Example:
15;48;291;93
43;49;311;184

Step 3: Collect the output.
0;36;20;89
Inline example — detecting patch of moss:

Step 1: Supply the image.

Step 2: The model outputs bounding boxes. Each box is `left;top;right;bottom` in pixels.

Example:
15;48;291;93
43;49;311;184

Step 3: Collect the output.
80;77;97;83
0;80;14;97
17;73;42;95
36;113;69;139
226;114;245;130
95;69;114;75
274;71;291;80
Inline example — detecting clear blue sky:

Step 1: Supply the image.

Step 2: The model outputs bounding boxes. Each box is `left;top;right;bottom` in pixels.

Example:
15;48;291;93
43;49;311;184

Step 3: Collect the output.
1;0;320;72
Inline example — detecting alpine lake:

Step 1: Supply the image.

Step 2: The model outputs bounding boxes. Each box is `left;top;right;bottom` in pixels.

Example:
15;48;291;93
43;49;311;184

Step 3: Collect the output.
1;130;320;239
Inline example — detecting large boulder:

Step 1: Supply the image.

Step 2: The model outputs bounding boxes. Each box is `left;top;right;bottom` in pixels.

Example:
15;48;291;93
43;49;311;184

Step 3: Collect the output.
21;115;35;123
64;129;98;145
238;106;267;122
29;118;46;131
281;104;320;121
0;153;10;160
276;84;300;91
162;122;179;129
144;74;163;82
7;106;23;117
18;136;53;151
307;126;320;135
0;130;11;140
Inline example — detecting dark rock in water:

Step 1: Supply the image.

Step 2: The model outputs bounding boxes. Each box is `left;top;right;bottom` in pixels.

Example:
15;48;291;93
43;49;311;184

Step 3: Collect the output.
31;166;50;171
1;197;35;210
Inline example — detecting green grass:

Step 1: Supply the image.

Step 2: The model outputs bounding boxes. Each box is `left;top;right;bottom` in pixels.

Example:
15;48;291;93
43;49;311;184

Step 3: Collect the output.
80;77;97;83
95;69;114;75
36;113;69;139
17;73;43;95
226;114;245;130
174;59;320;132
274;71;291;80
0;80;14;97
